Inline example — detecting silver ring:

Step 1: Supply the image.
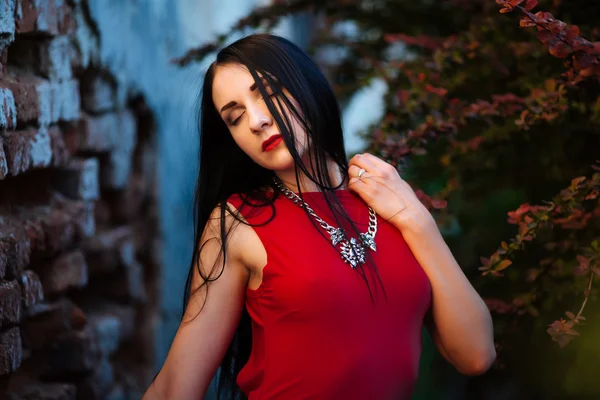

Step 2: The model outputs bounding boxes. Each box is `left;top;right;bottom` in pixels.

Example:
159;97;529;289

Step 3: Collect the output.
357;168;366;179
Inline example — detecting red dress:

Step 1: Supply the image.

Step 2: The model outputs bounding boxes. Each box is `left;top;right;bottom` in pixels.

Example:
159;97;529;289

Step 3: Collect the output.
227;189;432;400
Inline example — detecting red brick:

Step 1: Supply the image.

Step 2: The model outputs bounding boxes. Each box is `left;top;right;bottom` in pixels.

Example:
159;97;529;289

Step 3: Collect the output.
18;269;43;309
81;74;118;114
73;200;95;239
17;196;93;261
0;0;16;42
54;197;95;239
0;86;17;129
48;125;69;166
9;36;72;80
104;175;146;222
49;79;80;122
0;241;7;278
105;384;125;400
15;0;36;33
40;250;88;296
0;216;31;278
94;200;112;225
1;72;50;126
15;0;73;35
71;303;87;330
42;325;100;377
0;136;7;179
84;226;133;275
2;128;36;175
88;313;122;357
83;302;135;343
101;110;137;189
78;112;120;152
0;48;7;80
2;72;79;126
44;209;77;255
55;157;99;201
5;381;76;400
48;193;95;239
77;357;114;400
21;299;77;350
19;213;46;262
3;126;53;176
0;327;22;376
60;121;81;155
0;280;21;329
17;205;76;260
108;260;146;303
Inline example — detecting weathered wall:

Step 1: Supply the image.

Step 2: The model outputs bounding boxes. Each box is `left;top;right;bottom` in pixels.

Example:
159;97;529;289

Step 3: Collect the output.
0;0;159;398
0;0;299;398
77;0;273;374
0;0;318;397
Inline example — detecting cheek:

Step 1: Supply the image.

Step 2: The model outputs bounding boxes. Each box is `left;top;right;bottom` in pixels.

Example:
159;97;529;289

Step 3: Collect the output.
229;131;256;157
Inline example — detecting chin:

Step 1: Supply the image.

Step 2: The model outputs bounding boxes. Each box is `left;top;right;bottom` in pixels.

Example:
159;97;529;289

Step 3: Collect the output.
256;151;296;172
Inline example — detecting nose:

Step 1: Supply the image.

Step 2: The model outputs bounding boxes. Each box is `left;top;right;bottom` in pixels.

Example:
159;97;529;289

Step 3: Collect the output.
248;104;272;134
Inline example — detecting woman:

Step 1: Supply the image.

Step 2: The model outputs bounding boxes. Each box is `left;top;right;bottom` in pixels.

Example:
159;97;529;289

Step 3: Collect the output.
143;33;495;400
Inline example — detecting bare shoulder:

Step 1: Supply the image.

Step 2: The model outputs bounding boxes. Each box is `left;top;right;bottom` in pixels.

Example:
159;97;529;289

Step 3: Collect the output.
201;201;264;275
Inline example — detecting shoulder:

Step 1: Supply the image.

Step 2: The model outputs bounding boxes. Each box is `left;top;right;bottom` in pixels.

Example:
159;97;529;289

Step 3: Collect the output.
201;199;263;271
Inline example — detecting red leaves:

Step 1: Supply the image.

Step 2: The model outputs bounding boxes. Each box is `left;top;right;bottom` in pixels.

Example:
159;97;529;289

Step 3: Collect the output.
496;0;530;13
547;38;571;58
524;0;537;11
547;317;581;348
573;255;590;275
519;17;537;27
573;52;596;70
500;2;600;81
414;189;448;210
565;25;580;39
479;168;600;346
497;0;536;13
507;203;548;224
384;33;441;50
424;84;448;97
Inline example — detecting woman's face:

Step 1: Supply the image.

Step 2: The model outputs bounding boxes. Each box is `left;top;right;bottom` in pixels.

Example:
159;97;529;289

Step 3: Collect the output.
211;63;308;173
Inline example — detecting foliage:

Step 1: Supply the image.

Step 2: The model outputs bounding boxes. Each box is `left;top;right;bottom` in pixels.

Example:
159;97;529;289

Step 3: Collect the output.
178;0;600;396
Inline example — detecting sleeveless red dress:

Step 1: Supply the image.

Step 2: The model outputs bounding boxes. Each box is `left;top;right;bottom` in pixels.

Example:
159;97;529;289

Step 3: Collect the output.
227;189;431;400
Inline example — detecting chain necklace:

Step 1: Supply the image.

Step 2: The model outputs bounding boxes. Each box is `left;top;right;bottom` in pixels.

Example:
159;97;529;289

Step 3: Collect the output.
273;178;378;268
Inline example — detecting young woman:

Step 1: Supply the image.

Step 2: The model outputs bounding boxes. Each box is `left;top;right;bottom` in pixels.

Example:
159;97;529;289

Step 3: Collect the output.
143;33;495;400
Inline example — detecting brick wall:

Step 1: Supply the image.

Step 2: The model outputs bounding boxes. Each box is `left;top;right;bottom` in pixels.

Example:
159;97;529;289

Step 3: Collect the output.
0;1;159;399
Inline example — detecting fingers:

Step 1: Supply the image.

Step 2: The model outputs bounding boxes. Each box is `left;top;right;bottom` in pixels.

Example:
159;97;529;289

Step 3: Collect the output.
349;153;398;177
360;153;395;171
348;153;377;172
348;165;369;180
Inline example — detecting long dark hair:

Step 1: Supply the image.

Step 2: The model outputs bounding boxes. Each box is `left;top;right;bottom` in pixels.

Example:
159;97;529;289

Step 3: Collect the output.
183;33;383;400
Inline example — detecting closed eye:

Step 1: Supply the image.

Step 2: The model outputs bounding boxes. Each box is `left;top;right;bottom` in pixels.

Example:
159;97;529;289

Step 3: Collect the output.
229;113;244;126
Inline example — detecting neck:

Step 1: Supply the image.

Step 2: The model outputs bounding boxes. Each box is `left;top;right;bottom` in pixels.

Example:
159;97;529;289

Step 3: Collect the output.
275;157;346;193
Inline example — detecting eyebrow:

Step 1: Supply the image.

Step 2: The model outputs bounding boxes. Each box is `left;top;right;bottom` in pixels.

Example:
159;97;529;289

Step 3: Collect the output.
219;77;271;114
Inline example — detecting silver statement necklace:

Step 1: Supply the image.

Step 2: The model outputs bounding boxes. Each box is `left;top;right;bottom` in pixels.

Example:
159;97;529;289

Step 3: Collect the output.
273;178;378;268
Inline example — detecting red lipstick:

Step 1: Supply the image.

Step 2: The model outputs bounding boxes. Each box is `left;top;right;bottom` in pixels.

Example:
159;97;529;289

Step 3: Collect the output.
262;134;283;152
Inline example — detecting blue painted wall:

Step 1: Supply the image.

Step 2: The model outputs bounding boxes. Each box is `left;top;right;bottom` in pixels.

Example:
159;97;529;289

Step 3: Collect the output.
76;3;386;396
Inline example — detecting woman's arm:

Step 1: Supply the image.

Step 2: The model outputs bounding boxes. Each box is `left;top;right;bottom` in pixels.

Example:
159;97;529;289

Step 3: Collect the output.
142;205;251;399
399;219;496;376
347;153;495;376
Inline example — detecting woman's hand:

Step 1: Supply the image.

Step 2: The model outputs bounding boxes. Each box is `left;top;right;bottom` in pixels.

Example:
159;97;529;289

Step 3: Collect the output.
348;153;436;234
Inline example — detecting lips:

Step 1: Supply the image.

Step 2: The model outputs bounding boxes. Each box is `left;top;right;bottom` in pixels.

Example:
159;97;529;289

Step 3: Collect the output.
262;134;283;152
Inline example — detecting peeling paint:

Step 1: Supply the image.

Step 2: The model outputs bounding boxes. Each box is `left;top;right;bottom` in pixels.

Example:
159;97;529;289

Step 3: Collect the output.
78;158;100;200
43;36;73;80
0;88;17;129
29;127;53;168
0;0;16;51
